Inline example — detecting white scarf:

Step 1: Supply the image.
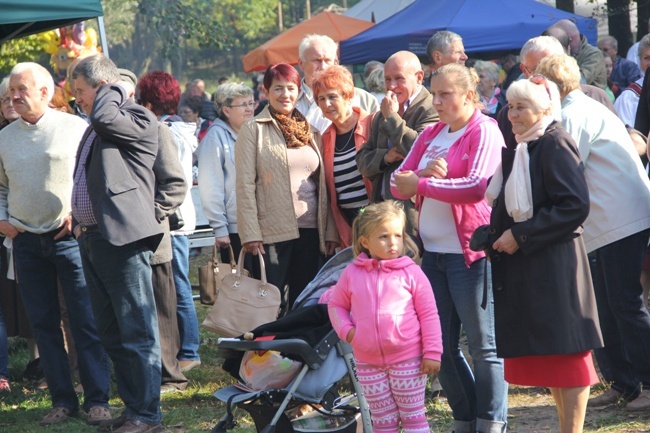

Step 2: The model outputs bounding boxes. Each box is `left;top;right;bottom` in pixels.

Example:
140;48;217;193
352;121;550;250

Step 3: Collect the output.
485;116;554;222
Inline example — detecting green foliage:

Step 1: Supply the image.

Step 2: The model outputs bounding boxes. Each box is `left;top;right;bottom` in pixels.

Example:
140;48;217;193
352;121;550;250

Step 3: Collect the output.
0;35;47;75
139;0;228;62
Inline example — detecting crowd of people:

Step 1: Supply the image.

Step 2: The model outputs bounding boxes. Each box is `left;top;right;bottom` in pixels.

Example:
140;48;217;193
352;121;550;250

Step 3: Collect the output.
0;16;650;433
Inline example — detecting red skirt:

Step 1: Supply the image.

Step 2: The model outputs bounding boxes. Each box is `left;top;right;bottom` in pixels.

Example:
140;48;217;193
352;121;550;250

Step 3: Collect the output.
504;351;599;387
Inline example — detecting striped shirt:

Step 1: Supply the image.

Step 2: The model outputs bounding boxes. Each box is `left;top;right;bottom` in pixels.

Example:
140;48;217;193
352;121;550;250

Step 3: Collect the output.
333;130;369;209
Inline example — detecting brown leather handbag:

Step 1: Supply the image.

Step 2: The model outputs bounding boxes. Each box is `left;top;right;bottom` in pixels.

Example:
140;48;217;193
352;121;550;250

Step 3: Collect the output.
198;244;242;305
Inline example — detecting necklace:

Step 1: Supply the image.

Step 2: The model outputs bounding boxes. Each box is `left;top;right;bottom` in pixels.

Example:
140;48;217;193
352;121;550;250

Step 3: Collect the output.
335;125;356;153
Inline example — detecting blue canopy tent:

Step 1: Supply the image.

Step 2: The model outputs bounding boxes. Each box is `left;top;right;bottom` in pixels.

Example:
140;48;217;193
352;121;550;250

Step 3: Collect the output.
340;0;598;64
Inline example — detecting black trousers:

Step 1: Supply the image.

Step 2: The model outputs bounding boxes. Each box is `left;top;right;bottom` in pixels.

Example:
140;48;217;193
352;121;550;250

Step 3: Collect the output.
253;228;322;313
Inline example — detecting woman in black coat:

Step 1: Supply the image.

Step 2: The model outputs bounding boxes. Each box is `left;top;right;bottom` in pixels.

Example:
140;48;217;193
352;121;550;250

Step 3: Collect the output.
485;76;602;433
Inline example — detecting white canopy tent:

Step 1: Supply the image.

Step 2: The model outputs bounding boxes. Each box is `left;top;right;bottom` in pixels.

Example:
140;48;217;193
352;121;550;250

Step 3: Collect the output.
343;0;415;23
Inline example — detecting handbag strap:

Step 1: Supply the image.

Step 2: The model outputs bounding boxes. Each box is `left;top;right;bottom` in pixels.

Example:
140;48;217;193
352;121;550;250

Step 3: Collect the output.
212;243;237;270
237;247;267;285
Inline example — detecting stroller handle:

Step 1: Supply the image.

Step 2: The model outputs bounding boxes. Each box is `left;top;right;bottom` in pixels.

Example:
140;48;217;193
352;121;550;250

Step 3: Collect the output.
218;335;339;370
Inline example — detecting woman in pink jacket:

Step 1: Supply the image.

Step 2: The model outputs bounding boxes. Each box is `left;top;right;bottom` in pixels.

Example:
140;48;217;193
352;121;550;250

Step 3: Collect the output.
392;64;508;433
328;200;441;433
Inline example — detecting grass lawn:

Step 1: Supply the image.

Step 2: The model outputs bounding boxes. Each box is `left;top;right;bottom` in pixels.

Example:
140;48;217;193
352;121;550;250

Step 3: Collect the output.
0;249;649;432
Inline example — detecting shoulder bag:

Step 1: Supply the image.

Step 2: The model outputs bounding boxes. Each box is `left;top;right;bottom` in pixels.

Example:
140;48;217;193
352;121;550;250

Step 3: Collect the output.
202;248;281;337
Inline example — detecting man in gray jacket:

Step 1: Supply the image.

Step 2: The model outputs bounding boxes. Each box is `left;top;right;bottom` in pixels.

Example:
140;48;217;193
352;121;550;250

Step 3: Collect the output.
72;55;163;433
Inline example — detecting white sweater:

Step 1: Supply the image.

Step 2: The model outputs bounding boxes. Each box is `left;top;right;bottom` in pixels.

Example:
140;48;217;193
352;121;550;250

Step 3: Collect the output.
0;109;88;233
561;90;650;252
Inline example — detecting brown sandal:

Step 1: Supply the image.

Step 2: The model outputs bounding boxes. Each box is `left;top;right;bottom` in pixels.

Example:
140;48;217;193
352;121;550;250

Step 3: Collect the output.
40;406;78;425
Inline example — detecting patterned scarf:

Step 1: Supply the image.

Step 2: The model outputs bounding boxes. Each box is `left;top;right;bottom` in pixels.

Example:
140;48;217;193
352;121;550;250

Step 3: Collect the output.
268;105;312;148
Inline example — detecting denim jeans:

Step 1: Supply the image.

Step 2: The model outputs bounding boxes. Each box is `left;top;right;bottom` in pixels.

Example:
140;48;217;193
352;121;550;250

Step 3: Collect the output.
12;231;110;411
421;252;508;433
0;300;8;379
78;230;162;424
591;230;650;398
171;235;200;361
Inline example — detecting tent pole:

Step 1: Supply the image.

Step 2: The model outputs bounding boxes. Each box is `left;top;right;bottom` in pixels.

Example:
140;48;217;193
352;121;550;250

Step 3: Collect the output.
97;16;110;58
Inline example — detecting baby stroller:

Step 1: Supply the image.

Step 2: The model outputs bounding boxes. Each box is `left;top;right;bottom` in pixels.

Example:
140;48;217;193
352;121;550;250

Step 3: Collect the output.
211;247;373;433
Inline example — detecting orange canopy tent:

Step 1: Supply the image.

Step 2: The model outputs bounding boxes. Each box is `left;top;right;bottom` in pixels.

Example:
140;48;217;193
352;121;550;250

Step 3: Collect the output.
242;12;374;72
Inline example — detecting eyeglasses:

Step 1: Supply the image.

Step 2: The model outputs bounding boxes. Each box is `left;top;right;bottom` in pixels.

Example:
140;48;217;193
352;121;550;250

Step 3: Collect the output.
228;101;255;109
521;63;537;76
0;97;11;106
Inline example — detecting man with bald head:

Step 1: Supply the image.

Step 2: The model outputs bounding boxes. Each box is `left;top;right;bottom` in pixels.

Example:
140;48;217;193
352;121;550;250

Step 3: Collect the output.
356;50;438;241
549;19;607;89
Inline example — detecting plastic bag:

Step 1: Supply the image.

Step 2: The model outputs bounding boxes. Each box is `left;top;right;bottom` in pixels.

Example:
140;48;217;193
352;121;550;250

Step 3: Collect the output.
239;350;303;391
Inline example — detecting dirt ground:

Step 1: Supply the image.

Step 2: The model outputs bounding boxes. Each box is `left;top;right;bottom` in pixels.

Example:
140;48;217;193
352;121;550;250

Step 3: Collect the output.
472;386;650;433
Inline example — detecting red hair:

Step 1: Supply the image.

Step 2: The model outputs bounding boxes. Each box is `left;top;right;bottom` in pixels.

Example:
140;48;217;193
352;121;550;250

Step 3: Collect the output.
263;63;301;92
311;65;355;100
137;71;181;116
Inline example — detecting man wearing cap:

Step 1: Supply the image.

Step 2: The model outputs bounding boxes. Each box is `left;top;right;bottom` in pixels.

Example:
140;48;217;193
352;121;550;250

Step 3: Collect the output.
71;55;163;433
0;62;111;426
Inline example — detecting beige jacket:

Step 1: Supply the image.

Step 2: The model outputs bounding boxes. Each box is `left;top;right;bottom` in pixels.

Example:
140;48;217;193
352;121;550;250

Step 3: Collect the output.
235;106;337;254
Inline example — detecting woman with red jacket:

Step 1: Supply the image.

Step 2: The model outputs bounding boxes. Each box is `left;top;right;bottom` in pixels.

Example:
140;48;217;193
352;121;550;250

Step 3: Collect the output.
311;65;373;247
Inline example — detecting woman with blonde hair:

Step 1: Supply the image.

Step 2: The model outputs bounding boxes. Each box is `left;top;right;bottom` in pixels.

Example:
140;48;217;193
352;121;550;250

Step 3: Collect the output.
392;64;508;433
311;65;373;247
486;74;602;433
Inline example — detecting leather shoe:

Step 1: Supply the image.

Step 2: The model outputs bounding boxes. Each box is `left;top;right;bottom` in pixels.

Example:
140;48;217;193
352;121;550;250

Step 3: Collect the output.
98;413;128;431
626;390;650;411
179;359;201;373
587;388;624;407
113;419;163;433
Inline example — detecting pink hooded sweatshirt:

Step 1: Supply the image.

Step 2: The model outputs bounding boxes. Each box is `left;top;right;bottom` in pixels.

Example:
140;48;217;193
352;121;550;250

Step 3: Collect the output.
390;109;504;267
328;253;442;366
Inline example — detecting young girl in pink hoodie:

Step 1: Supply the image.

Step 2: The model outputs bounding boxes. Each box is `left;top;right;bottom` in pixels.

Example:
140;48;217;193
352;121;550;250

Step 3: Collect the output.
328;200;442;433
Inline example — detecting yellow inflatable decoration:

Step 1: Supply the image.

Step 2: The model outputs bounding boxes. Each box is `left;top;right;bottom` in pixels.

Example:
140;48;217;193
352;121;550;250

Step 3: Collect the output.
38;22;101;99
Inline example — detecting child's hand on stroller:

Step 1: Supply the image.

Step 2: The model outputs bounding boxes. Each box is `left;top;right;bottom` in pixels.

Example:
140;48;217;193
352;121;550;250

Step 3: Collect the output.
346;328;356;343
421;359;441;375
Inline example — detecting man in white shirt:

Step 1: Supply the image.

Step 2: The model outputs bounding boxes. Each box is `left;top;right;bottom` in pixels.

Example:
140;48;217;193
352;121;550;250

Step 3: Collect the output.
296;34;379;133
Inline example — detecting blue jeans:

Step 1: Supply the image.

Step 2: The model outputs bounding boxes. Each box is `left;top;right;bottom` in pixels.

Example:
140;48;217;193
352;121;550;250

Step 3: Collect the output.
421;252;508;433
591;230;650;398
171;235;200;361
0;299;8;379
12;231;110;411
78;230;162;424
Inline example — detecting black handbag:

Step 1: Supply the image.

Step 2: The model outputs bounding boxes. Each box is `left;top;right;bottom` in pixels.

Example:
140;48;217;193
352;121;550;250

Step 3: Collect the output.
469;224;490;252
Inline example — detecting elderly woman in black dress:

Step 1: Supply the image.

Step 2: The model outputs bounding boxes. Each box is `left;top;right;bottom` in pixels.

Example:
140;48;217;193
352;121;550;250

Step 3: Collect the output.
486;75;602;433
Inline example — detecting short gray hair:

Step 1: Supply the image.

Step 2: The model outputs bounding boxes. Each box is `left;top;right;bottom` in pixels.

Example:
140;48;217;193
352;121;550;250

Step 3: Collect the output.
426;31;463;62
474;60;501;83
639;34;650;58
520;36;564;60
363;60;383;79
10;62;55;103
506;77;561;120
0;77;9;97
72;55;120;88
365;67;385;94
214;82;254;118
298;34;338;61
598;35;618;50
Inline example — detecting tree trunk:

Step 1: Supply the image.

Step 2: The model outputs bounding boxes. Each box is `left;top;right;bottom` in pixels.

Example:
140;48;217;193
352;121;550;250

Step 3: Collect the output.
638;0;650;41
608;0;633;55
555;0;574;13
